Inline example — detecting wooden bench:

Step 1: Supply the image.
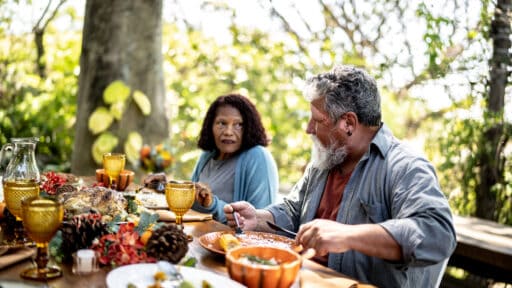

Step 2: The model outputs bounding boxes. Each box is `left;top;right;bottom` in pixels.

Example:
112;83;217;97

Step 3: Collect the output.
449;215;512;283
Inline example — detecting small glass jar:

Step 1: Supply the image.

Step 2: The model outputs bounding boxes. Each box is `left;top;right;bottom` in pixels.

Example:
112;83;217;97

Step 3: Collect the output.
72;249;99;275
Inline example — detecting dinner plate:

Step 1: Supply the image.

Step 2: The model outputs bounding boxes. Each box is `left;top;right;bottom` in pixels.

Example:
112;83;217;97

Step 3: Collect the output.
106;263;245;288
135;193;168;209
198;231;298;255
0;280;46;288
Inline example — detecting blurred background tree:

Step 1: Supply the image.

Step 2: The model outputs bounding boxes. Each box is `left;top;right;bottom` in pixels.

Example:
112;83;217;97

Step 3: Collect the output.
72;0;169;176
0;0;510;226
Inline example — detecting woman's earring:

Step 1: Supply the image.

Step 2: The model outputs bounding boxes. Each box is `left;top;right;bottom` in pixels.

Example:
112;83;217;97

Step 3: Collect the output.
347;130;352;136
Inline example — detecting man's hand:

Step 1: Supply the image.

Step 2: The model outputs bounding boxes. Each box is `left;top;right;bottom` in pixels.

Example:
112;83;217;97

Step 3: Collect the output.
224;201;258;231
296;220;403;261
296;219;350;256
195;182;213;207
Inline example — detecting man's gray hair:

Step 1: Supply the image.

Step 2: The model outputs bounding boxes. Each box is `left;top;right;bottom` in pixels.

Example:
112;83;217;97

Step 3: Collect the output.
303;65;381;126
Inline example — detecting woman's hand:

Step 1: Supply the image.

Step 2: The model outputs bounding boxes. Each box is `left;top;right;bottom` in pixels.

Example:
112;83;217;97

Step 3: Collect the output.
195;182;213;207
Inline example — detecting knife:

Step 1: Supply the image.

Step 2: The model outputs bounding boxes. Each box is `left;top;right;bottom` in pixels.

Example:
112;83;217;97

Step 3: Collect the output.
266;221;297;238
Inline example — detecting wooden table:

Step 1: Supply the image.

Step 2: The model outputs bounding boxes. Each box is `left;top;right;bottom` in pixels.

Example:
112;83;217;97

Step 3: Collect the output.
0;219;362;288
449;215;512;283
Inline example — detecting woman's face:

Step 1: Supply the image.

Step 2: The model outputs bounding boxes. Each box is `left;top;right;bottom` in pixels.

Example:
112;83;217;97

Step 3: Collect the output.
212;105;243;160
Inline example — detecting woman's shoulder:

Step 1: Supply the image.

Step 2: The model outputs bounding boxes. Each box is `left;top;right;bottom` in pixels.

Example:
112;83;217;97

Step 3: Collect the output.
242;145;271;158
239;146;277;169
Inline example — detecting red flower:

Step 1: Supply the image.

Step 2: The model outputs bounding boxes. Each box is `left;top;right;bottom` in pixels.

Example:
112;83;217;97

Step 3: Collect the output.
40;171;67;195
91;223;156;267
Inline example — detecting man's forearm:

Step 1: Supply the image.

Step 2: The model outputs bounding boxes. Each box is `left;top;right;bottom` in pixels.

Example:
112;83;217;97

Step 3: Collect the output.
348;224;403;261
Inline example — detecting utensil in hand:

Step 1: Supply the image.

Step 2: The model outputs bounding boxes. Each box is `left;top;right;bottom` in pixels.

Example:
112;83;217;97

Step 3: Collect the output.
266;221;296;238
165;181;196;240
102;153;126;190
233;212;243;235
21;196;64;280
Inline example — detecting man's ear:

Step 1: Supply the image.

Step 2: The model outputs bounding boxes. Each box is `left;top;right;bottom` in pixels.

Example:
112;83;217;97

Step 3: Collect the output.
340;112;357;135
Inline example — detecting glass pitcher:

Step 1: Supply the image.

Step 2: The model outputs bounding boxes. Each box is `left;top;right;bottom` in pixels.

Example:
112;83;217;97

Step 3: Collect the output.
1;137;41;221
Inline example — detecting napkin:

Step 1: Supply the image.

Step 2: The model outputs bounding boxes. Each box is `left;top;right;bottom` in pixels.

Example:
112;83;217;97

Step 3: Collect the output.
155;209;213;222
300;268;359;288
0;247;35;270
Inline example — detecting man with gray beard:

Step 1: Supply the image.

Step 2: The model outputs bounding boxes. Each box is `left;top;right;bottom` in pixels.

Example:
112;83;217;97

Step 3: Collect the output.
224;65;456;287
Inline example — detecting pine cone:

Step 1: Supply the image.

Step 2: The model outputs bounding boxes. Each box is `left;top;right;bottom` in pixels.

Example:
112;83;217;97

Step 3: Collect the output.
60;213;108;263
2;208;17;233
146;224;189;263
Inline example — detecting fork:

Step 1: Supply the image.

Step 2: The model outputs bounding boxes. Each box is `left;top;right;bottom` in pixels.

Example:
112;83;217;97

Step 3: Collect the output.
233;212;244;235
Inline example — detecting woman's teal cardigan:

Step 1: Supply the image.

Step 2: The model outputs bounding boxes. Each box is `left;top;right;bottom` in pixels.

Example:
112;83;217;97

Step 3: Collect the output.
191;145;279;223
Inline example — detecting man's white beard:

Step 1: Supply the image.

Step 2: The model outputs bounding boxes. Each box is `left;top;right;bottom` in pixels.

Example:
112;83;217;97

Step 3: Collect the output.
310;136;347;170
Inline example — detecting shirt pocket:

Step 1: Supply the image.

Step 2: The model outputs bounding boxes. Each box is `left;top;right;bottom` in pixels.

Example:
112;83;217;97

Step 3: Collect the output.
359;199;387;223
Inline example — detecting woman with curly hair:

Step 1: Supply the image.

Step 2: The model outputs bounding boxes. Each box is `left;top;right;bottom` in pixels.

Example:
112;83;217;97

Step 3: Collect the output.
191;93;279;223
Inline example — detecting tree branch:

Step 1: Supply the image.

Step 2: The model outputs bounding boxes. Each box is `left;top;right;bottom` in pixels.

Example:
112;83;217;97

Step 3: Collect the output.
266;0;309;55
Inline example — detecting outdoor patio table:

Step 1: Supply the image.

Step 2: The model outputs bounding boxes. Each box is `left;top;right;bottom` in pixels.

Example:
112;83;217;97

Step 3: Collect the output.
0;217;370;288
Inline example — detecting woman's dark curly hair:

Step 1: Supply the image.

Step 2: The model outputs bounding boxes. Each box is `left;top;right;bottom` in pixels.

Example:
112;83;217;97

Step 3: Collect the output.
197;94;269;153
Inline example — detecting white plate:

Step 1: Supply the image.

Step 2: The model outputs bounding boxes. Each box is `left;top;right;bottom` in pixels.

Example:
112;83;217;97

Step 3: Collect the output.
106;263;245;288
136;193;168;209
0;281;45;288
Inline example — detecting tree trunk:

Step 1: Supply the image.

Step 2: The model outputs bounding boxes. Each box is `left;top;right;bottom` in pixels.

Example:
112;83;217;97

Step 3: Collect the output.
475;0;511;220
71;0;168;176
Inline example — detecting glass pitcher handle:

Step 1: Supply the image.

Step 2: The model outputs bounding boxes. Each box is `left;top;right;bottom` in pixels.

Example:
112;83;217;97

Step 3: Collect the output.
0;143;13;200
0;143;14;172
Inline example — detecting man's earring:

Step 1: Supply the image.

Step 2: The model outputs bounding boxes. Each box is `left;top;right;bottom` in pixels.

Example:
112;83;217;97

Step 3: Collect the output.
347;130;352;136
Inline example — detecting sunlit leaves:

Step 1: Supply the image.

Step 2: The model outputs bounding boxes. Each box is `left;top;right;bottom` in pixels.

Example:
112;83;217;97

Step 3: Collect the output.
109;101;126;121
88;107;114;135
104;80;131;104
92;132;118;164
124;132;143;165
133;90;151;115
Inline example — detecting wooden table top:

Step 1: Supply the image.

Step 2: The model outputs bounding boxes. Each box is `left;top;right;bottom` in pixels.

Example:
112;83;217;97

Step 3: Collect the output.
450;215;512;283
0;218;363;288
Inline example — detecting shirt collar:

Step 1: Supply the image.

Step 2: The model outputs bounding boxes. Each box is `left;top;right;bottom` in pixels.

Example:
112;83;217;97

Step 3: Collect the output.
367;122;393;159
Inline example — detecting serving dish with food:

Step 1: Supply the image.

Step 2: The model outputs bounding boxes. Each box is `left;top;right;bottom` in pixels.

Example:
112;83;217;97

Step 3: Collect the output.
198;231;298;255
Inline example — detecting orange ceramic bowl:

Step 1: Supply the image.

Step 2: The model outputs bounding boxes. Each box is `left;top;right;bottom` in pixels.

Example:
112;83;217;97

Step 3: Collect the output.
226;245;302;288
95;169;135;191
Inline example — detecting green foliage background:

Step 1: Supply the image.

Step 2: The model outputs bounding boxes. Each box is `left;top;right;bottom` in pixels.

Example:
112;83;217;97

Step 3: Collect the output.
0;1;510;224
0;17;317;186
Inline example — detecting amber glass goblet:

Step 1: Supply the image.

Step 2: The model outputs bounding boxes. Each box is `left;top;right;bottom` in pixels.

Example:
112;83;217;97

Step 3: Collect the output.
21;196;64;280
102;153;126;190
165;181;195;238
3;179;40;243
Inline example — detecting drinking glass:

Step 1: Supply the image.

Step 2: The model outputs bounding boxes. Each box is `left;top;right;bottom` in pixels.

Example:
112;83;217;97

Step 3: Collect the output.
165;181;195;235
102;153;126;190
21;196;64;280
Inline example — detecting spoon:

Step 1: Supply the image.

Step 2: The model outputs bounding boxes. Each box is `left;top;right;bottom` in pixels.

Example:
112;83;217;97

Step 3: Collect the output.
233;212;244;235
